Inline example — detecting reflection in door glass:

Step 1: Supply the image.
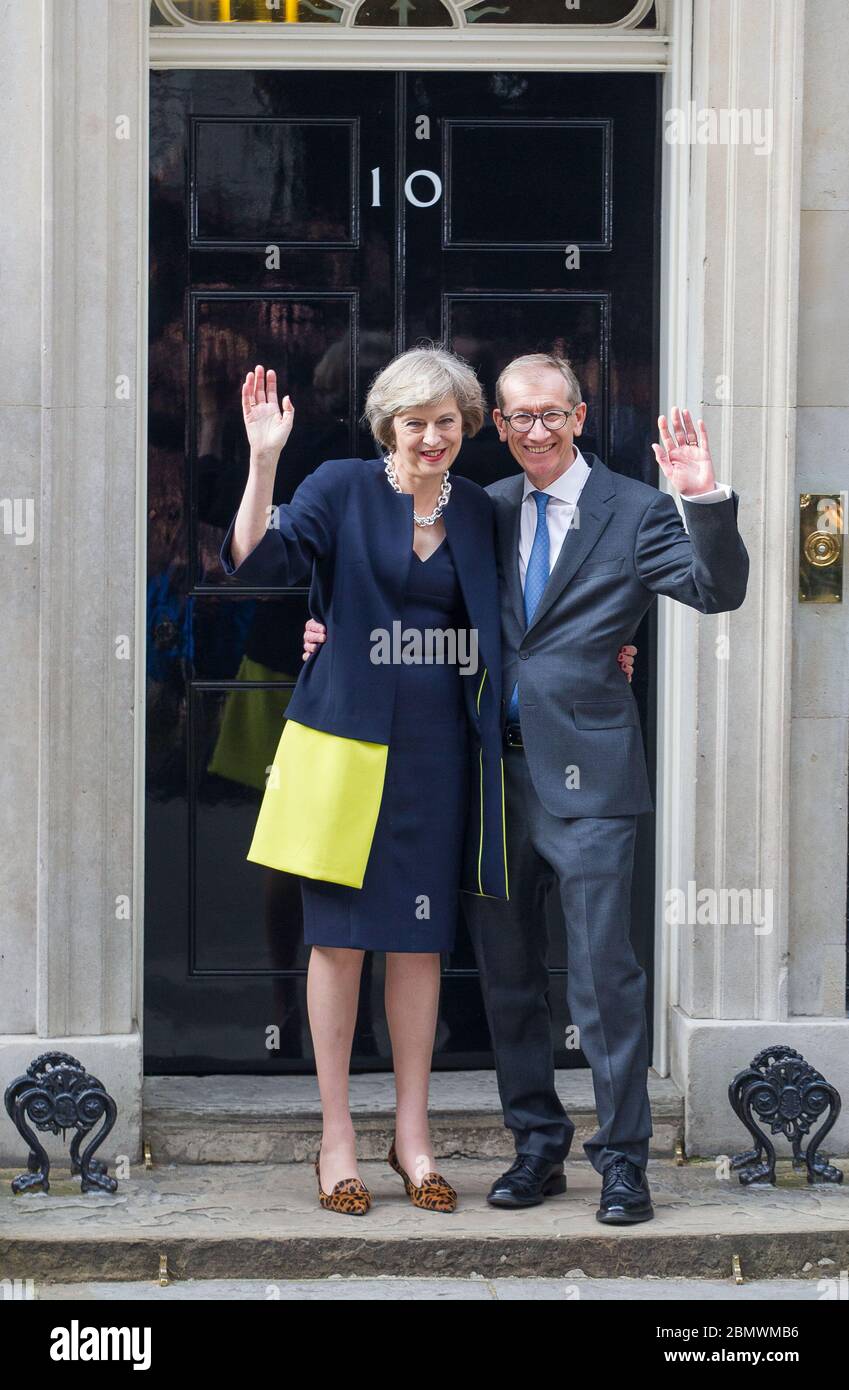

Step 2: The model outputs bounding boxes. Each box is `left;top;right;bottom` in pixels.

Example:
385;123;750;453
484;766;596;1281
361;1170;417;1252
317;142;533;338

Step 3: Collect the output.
463;0;652;23
150;0;655;25
354;0;453;24
151;0;343;23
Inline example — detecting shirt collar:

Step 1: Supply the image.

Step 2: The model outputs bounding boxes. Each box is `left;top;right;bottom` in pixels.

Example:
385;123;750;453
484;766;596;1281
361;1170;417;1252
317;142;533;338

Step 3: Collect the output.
521;445;591;506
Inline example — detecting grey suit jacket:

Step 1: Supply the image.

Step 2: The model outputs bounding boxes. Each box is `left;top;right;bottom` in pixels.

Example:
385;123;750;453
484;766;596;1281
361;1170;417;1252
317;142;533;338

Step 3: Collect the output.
487;454;749;818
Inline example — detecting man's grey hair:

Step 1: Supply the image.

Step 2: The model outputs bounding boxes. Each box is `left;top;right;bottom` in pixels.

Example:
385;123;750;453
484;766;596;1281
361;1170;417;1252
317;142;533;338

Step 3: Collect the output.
363;343;486;449
495;353;583;412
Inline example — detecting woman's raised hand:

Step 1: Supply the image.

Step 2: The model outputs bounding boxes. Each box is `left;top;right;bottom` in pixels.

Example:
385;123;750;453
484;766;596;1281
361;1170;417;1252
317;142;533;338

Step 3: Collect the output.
242;365;294;462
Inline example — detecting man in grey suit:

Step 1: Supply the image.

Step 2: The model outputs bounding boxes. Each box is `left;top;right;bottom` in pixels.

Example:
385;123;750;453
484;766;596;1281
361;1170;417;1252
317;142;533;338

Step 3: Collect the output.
467;353;748;1223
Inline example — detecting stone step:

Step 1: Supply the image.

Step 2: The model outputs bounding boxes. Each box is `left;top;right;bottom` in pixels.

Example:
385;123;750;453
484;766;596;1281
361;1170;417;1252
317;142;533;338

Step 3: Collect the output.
143;1069;684;1165
2;1157;848;1283
26;1276;843;1301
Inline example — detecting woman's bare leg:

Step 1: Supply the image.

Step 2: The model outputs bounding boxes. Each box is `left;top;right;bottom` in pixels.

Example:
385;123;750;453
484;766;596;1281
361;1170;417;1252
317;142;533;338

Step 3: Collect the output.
385;951;441;1181
307;944;365;1190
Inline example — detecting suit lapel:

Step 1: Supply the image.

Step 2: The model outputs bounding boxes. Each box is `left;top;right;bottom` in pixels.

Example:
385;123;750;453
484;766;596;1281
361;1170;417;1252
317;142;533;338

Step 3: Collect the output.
494;475;526;631
443;484;499;679
524;456;617;635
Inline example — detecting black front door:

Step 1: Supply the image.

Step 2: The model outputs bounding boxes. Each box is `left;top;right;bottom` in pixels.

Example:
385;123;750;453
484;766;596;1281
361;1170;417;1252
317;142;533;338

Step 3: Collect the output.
146;68;660;1073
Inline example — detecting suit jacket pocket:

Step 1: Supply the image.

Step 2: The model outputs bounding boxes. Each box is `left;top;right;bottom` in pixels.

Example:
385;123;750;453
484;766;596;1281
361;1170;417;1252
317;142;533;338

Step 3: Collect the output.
571;555;626;581
572;698;640;730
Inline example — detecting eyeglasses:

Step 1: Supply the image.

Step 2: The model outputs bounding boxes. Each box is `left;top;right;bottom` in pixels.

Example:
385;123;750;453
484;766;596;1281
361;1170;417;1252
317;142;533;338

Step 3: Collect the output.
501;406;580;434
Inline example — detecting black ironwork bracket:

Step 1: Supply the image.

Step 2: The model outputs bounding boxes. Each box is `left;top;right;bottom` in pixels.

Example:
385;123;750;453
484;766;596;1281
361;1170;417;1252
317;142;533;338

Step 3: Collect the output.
4;1051;118;1195
729;1045;843;1186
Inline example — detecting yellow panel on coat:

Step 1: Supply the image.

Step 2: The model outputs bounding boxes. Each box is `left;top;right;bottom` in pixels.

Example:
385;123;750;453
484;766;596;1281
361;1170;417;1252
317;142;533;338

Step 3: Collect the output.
246;718;388;889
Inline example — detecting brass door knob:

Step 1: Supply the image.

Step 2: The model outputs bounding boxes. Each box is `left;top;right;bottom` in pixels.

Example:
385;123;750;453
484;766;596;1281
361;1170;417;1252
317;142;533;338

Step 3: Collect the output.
804;530;840;568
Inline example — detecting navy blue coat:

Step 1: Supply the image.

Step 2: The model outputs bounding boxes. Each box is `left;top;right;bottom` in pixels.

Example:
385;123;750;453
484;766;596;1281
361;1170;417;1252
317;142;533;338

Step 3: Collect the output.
219;455;509;899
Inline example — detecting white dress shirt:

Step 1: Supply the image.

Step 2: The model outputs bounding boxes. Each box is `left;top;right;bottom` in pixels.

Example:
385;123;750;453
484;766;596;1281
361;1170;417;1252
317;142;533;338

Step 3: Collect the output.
518;445;733;586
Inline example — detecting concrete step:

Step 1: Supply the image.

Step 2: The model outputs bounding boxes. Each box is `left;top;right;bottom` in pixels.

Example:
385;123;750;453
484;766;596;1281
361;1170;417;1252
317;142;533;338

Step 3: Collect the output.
2;1156;848;1283
143;1068;684;1165
26;1276;843;1302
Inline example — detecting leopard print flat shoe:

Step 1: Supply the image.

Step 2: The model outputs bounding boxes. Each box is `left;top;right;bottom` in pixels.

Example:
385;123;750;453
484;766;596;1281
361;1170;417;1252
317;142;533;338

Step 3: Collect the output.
387;1139;458;1212
314;1149;371;1216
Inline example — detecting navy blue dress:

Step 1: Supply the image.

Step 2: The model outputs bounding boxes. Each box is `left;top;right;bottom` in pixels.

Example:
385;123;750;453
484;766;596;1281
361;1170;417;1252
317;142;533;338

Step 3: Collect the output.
301;536;471;952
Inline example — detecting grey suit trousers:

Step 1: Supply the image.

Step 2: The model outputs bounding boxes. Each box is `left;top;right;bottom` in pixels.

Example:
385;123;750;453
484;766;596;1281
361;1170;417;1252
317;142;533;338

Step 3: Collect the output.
465;745;653;1175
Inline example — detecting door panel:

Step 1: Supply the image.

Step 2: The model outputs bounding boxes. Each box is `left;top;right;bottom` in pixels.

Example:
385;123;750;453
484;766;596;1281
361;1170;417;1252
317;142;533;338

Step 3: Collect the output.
192;118;358;247
146;68;660;1074
444;119;611;249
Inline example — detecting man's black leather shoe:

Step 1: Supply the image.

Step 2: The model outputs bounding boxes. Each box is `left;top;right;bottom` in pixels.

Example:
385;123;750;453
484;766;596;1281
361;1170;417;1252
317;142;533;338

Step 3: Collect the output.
486;1153;567;1208
595;1156;654;1224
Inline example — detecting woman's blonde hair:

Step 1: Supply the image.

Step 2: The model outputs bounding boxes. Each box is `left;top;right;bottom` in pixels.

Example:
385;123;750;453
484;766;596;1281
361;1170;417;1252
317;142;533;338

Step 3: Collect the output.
363;343;486;449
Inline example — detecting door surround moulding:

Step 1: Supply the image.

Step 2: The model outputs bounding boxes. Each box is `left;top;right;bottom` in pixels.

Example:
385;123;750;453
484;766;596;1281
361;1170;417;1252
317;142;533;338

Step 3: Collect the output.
149;29;670;71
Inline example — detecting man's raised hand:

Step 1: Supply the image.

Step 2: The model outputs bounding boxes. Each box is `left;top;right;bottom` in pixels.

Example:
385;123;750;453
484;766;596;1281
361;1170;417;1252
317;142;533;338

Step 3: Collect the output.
652;407;716;497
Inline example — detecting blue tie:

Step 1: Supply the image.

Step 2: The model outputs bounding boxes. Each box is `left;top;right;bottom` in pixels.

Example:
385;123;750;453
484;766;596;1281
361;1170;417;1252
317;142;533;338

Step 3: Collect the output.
507;490;551;724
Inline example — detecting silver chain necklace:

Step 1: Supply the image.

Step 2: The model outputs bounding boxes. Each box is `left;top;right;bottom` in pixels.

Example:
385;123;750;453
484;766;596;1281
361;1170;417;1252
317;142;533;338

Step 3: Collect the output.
384;454;452;527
